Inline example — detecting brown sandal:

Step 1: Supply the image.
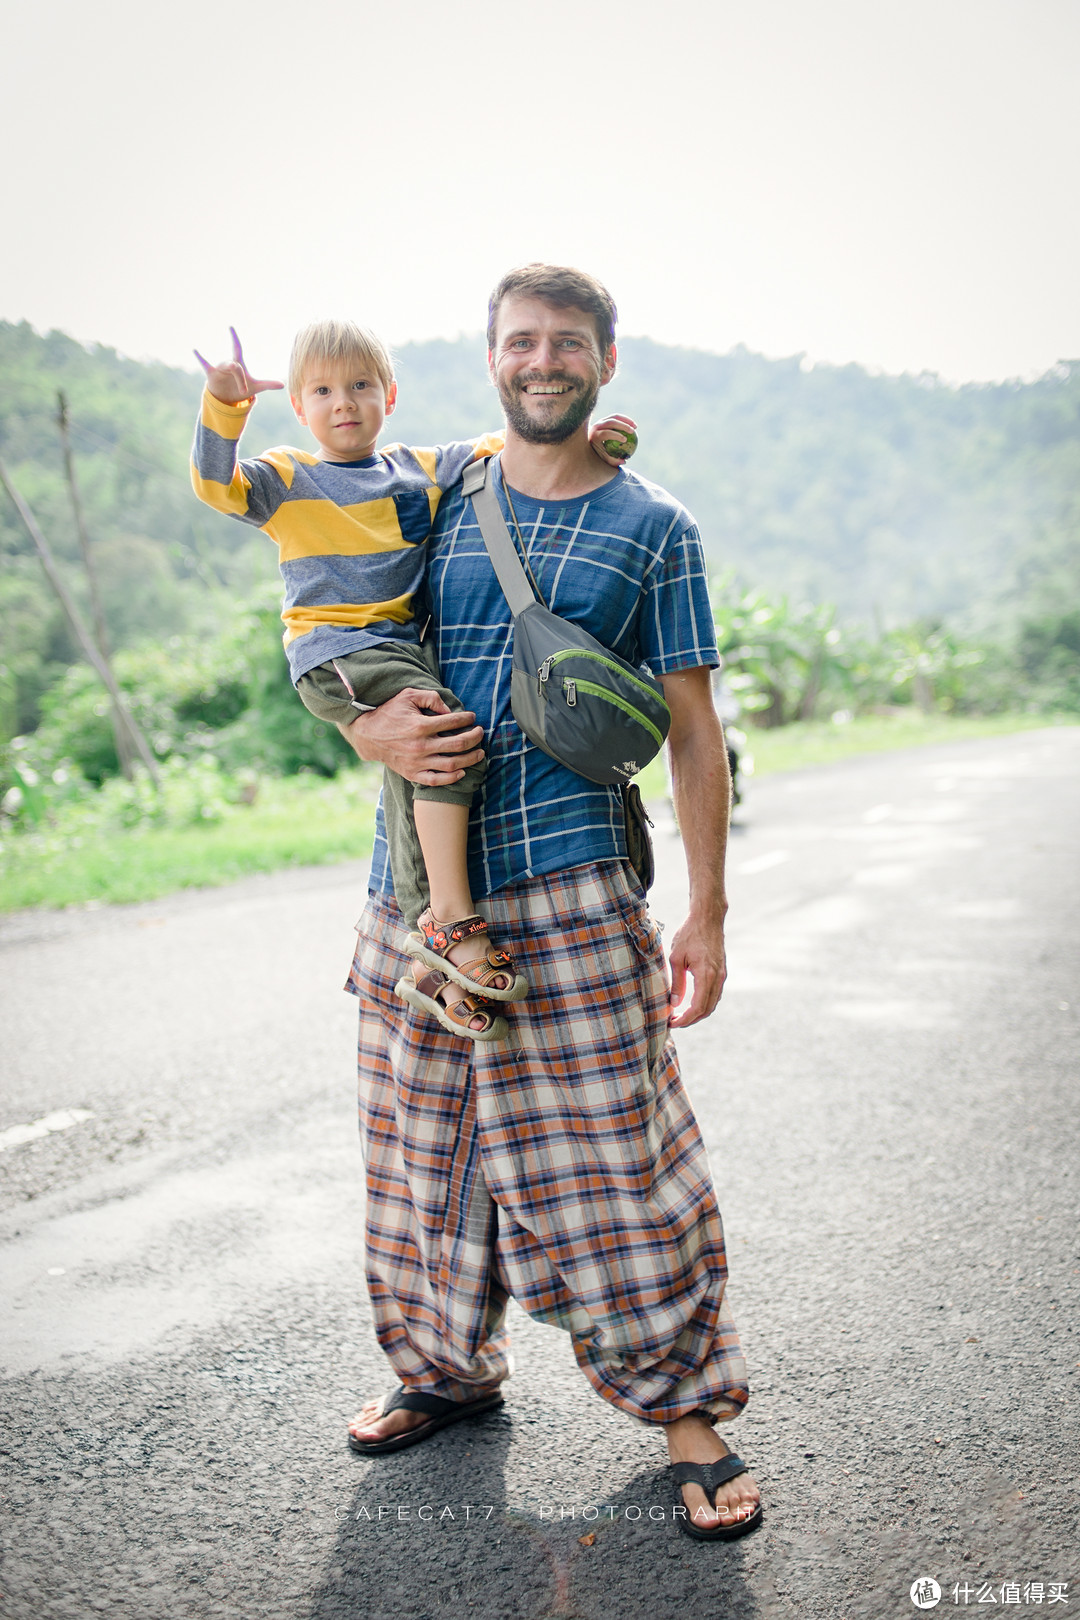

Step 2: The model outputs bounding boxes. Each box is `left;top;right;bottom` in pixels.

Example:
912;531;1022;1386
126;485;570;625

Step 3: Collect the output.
403;910;528;1003
395;966;509;1043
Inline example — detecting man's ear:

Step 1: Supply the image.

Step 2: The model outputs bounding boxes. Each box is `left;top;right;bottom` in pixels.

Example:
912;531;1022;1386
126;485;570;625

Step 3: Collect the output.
599;343;617;387
384;379;398;416
290;393;306;425
487;348;497;383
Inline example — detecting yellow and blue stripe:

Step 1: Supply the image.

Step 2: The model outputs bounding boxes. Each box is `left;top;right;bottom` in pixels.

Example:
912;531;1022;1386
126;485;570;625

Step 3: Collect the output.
191;388;503;681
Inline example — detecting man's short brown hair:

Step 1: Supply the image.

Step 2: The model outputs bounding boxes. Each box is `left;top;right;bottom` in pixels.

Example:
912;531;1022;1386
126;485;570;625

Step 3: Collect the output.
487;264;618;355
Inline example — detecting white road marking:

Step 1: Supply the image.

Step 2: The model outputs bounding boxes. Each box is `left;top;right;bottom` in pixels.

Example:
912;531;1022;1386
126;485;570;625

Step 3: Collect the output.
0;1108;94;1153
736;849;790;876
862;803;893;823
947;898;1021;920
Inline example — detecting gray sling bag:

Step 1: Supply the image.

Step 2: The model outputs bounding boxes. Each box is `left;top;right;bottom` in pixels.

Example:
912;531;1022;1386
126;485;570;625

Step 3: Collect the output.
461;456;671;787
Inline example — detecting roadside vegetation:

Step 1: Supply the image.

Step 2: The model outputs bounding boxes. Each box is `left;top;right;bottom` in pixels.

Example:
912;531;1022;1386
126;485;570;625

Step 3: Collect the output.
2;580;1073;912
1;320;1077;911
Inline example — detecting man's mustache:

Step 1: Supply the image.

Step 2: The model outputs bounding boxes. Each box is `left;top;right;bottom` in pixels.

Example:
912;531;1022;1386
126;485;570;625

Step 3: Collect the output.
511;372;581;391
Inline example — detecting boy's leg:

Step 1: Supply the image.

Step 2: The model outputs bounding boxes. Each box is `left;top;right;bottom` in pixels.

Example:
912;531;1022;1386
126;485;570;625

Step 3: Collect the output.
378;767;430;933
296;643;484;927
299;646;523;1026
411;800;473;921
297;640;486;796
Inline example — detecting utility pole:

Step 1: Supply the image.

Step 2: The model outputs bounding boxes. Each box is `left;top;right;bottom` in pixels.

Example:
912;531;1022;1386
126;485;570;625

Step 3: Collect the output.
55;390;136;778
0;458;161;785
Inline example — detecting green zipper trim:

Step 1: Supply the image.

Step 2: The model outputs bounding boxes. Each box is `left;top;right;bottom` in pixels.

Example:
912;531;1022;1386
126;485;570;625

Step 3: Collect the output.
549;649;670;714
569;680;665;749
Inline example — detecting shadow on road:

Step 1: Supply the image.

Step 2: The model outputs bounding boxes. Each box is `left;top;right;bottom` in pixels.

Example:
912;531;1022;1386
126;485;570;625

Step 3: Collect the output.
311;1430;759;1620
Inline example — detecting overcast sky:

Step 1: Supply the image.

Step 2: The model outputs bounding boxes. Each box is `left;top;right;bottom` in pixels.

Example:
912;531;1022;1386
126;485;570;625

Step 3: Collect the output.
2;0;1077;384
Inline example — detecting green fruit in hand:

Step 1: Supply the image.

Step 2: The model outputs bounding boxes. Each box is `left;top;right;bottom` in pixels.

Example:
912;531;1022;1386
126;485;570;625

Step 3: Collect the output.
603;429;637;459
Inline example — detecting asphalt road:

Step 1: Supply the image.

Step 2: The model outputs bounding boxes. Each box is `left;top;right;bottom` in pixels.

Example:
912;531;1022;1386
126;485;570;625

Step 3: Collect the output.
1;726;1078;1620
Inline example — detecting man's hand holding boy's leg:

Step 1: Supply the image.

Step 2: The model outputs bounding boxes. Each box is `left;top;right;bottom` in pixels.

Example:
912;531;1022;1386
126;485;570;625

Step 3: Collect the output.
340;689;485;788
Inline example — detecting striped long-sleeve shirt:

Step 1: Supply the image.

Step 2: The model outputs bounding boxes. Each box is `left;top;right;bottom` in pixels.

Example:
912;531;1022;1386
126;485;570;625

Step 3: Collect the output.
190;388;504;682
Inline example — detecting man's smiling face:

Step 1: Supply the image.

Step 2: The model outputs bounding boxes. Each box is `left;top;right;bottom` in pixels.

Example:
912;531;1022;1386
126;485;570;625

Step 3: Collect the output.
489;296;616;444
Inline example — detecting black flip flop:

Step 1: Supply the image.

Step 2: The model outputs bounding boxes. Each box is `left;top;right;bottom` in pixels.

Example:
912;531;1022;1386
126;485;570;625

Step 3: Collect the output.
671;1454;764;1541
347;1385;505;1456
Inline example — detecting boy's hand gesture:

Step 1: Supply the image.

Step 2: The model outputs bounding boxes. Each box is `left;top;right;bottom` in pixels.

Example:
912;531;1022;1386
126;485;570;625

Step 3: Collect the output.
194;327;284;405
590;413;638;467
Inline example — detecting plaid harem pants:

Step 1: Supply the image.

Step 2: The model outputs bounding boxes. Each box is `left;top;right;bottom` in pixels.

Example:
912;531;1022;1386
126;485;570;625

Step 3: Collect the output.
345;859;749;1425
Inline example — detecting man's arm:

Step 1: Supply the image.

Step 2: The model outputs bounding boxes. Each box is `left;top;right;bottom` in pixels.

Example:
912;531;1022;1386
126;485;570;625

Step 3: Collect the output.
339;690;485;786
659;665;732;1029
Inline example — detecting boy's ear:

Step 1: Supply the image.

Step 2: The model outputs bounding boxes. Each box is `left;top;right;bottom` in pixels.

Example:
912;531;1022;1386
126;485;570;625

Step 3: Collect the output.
384;379;398;416
290;393;306;425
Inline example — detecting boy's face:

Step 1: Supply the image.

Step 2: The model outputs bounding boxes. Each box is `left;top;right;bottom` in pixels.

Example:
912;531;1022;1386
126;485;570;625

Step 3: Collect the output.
291;359;397;462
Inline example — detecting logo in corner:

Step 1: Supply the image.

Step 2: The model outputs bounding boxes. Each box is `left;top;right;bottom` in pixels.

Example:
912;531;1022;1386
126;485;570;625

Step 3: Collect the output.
910;1579;941;1610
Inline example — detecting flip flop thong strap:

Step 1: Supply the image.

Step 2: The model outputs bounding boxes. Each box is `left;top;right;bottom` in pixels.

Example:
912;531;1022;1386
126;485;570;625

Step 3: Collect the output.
383;1386;460;1420
671;1455;748;1498
705;1453;749;1491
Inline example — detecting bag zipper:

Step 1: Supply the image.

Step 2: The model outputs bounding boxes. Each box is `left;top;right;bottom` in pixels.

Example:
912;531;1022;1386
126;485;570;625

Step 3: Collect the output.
537;649;668;714
568;680;665;748
545;648;668;710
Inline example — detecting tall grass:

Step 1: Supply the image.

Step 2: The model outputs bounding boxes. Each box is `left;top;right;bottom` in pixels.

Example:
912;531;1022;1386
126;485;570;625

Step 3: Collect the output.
1;712;1066;913
0;773;377;911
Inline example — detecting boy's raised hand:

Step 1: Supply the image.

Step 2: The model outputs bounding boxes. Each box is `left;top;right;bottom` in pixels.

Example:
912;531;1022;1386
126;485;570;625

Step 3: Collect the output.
590;413;639;466
193;327;285;405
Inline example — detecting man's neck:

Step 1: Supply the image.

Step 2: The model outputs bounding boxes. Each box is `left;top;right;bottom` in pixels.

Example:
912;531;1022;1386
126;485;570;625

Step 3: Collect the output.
499;427;618;501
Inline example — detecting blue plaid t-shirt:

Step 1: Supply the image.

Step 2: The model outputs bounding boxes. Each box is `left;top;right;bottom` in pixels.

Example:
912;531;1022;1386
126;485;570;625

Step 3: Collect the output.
367;456;719;902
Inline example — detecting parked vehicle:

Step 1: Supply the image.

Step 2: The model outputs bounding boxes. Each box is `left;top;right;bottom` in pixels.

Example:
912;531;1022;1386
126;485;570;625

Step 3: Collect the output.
711;671;751;808
664;672;752;819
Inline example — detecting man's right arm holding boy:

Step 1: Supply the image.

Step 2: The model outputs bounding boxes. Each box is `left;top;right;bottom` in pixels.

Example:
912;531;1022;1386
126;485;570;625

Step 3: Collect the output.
344;692;486;786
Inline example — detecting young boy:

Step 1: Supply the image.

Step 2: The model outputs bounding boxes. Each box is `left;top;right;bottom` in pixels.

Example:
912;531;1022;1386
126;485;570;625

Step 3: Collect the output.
190;322;635;1042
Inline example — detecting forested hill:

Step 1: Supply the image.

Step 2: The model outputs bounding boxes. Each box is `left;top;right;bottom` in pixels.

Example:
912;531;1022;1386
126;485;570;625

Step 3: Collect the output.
2;320;1077;664
389;335;1080;627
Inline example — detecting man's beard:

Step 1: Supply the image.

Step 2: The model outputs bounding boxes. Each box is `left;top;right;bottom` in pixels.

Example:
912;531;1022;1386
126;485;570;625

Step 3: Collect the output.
496;369;601;444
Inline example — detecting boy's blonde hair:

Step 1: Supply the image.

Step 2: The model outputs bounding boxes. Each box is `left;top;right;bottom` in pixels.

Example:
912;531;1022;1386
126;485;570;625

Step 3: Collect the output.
288;319;394;397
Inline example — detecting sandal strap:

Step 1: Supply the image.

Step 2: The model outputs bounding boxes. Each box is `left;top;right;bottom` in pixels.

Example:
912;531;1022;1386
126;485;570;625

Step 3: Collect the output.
456;950;518;992
671;1456;748;1500
412;967;500;1034
419;912;490;953
383;1385;461;1420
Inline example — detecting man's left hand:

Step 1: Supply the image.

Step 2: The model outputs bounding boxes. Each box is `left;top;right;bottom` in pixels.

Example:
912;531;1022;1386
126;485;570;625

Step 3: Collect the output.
667;909;727;1028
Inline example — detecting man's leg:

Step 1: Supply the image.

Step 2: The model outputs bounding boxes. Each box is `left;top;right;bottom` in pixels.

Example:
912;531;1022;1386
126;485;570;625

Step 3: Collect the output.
473;860;760;1527
345;891;511;1444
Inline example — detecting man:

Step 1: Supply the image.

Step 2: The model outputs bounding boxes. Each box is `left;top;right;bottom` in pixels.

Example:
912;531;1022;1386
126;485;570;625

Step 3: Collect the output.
341;265;762;1539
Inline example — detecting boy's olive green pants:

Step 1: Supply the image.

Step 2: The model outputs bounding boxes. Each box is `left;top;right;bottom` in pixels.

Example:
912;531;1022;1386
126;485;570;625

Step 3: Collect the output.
297;641;485;928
